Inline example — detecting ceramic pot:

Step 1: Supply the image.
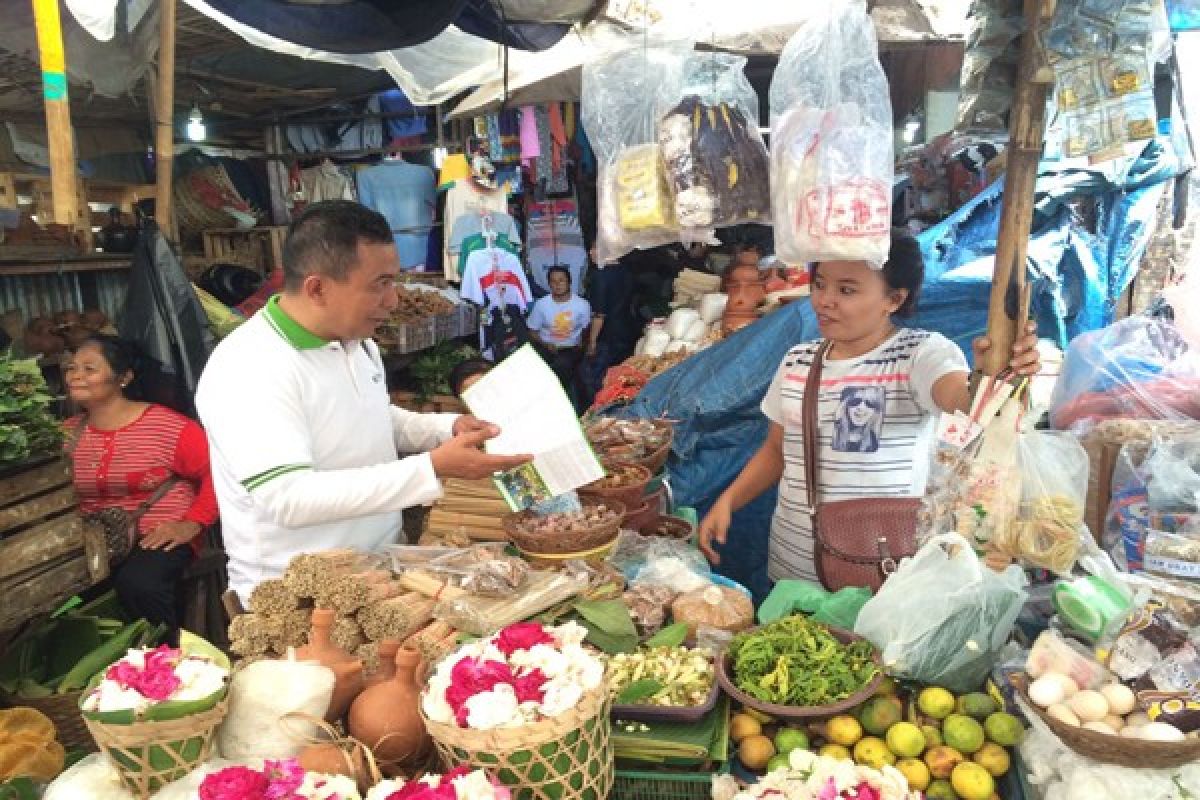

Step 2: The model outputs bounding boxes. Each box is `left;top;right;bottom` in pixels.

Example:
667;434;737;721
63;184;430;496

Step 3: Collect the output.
347;646;428;774
365;639;401;688
297;608;364;722
298;741;368;783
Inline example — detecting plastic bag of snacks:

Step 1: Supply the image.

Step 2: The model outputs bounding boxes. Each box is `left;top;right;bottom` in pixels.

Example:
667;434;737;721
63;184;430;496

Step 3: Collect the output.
657;52;771;244
583;41;691;265
768;0;893;267
991;431;1091;574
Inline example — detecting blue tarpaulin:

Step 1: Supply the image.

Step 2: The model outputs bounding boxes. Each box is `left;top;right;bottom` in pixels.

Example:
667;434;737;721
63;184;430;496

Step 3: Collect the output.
617;139;1180;601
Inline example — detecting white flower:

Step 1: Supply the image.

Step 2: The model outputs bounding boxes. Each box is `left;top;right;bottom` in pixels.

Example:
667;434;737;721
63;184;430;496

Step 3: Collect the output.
538;678;583;719
171;657;227;703
464;683;520;730
298;771;362;800
552;621;589;648
422;671;455;725
509;644;568;678
564;647;604;691
83;680;152;713
365;778;407;800
452;769;500;800
419;774;442;787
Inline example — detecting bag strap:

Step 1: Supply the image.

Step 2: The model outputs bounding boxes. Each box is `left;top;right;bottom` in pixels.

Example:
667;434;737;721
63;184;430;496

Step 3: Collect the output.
802;340;834;513
66;414;180;524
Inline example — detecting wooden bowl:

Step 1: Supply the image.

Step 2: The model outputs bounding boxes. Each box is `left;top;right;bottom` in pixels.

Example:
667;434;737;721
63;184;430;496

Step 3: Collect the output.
503;499;625;555
580;463;652;511
715;624;883;721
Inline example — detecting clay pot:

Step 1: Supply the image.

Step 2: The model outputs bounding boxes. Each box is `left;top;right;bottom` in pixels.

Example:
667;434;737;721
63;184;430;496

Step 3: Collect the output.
298;741;369;783
365;639;401;688
297;608;364;723
347;646;429;774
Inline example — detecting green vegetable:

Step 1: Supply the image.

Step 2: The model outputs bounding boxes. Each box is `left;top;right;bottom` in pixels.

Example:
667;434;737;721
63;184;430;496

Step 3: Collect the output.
57;619;149;693
0;777;38;800
729;614;878;708
46;616;106;685
644;622;689;648
606;646;715;707
572;599;639;655
409;341;479;402
617;678;665;704
0;353;62;467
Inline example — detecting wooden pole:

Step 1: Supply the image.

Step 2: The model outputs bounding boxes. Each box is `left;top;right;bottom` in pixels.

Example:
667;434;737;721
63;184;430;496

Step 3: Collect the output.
155;0;178;241
981;0;1050;375
31;0;81;236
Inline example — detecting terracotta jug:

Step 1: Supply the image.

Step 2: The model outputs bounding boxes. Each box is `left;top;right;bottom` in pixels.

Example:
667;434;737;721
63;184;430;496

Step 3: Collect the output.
365;639;401;688
296;608;364;722
347;646;429;774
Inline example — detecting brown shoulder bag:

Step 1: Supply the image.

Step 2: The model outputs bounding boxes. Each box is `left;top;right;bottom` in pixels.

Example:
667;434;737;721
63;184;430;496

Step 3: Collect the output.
801;340;920;591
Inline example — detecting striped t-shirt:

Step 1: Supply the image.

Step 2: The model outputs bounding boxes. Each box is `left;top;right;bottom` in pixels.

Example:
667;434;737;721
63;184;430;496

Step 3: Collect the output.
760;328;967;582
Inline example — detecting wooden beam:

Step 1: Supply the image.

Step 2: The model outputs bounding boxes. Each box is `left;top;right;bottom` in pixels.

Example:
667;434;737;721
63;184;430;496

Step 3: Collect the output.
982;0;1049;375
155;0;178;241
30;0;81;241
264;124;291;226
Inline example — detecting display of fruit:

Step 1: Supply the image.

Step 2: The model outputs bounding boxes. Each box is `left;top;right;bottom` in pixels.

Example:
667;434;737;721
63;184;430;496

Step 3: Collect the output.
732;682;1026;796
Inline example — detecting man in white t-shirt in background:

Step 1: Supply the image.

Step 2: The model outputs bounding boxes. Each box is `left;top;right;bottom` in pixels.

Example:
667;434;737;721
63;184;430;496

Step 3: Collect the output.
196;201;530;604
526;266;592;410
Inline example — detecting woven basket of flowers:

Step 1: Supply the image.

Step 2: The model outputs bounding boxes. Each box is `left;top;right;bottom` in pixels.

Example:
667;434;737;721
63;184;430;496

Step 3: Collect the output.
419;621;613;800
79;632;230;799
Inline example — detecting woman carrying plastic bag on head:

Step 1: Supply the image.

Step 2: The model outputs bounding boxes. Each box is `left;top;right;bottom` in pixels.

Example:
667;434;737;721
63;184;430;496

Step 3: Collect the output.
769;0;894;268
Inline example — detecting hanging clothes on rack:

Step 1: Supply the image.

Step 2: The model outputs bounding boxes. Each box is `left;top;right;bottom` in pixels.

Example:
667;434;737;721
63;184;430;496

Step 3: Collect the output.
448;209;521;280
526;197;587;294
355;157;436;270
441;177;510;282
460;213;534;361
299;159;356;204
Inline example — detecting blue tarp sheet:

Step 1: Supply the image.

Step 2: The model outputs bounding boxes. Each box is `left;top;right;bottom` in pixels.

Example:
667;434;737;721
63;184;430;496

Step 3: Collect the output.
618;139;1180;601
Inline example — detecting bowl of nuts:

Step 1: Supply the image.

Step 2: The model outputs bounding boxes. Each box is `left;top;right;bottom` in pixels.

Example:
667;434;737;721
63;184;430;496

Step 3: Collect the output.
503;499;625;556
580;463;652;510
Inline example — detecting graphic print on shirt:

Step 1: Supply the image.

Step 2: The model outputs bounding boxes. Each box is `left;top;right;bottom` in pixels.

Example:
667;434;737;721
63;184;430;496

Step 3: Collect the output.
831;385;886;453
551;310;574;339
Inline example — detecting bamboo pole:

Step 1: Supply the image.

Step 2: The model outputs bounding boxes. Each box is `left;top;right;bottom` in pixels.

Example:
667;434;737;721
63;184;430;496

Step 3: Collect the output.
155;0;178;241
981;0;1050;375
31;0;81;237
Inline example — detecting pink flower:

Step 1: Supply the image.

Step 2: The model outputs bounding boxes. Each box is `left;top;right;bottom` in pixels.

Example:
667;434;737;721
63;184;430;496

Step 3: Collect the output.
816;777;839;800
511;669;547;704
493;623;554;656
263;758;305;799
199;765;269;800
104;648;182;701
445;658;516;714
136;668;182;701
848;784;880;800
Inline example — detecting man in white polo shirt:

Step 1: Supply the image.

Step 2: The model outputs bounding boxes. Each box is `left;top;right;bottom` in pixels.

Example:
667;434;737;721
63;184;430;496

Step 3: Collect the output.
196;201;530;603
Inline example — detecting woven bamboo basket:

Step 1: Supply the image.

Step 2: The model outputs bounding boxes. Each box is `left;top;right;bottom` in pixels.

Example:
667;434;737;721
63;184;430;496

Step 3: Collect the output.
579;463;652;510
0;689;92;752
503;500;625;554
82;696;229;798
590;419;674;475
1018;687;1200;768
421;684;613;800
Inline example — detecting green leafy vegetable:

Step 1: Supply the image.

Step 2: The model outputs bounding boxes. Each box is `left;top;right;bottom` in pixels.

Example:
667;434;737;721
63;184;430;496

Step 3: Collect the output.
644;622;689;648
409;341;479;402
572;599;639;654
617;678;665;704
0;352;62;468
0;777;38;800
729;614;879;707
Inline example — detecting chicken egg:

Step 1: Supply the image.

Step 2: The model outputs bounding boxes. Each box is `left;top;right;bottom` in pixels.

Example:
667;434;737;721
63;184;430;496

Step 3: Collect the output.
1139;722;1186;742
1067;689;1110;723
1082;721;1117;736
1100;684;1136;716
1046;704;1081;727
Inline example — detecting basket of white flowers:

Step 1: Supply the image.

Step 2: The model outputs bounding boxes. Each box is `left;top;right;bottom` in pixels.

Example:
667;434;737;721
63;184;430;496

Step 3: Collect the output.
419;621;612;800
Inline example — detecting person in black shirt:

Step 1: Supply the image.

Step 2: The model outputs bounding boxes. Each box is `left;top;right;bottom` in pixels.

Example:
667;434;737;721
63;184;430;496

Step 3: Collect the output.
581;249;637;406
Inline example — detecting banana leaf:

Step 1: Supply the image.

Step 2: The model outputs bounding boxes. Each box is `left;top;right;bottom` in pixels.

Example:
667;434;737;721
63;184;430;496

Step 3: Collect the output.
79;631;230;723
572;599;638;655
46;616;106;685
57;619;149;694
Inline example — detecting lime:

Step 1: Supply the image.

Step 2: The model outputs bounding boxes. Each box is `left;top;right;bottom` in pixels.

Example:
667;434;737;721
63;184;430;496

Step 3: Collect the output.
774;727;810;755
885;722;927;758
918;687;956;720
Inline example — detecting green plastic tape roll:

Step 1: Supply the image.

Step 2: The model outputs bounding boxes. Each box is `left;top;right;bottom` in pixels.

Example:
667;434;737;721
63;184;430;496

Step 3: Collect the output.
1053;576;1130;641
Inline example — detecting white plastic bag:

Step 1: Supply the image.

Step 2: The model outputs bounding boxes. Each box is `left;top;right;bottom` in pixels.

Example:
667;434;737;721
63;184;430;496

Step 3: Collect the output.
583;41;691;265
216;656;336;760
854;533;1028;692
768;0;893;267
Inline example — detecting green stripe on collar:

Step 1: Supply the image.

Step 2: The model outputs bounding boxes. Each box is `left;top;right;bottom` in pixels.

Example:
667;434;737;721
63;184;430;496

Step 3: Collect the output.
264;295;329;350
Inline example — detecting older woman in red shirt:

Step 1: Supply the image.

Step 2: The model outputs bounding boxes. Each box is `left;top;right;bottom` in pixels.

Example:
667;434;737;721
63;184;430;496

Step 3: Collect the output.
63;335;218;635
